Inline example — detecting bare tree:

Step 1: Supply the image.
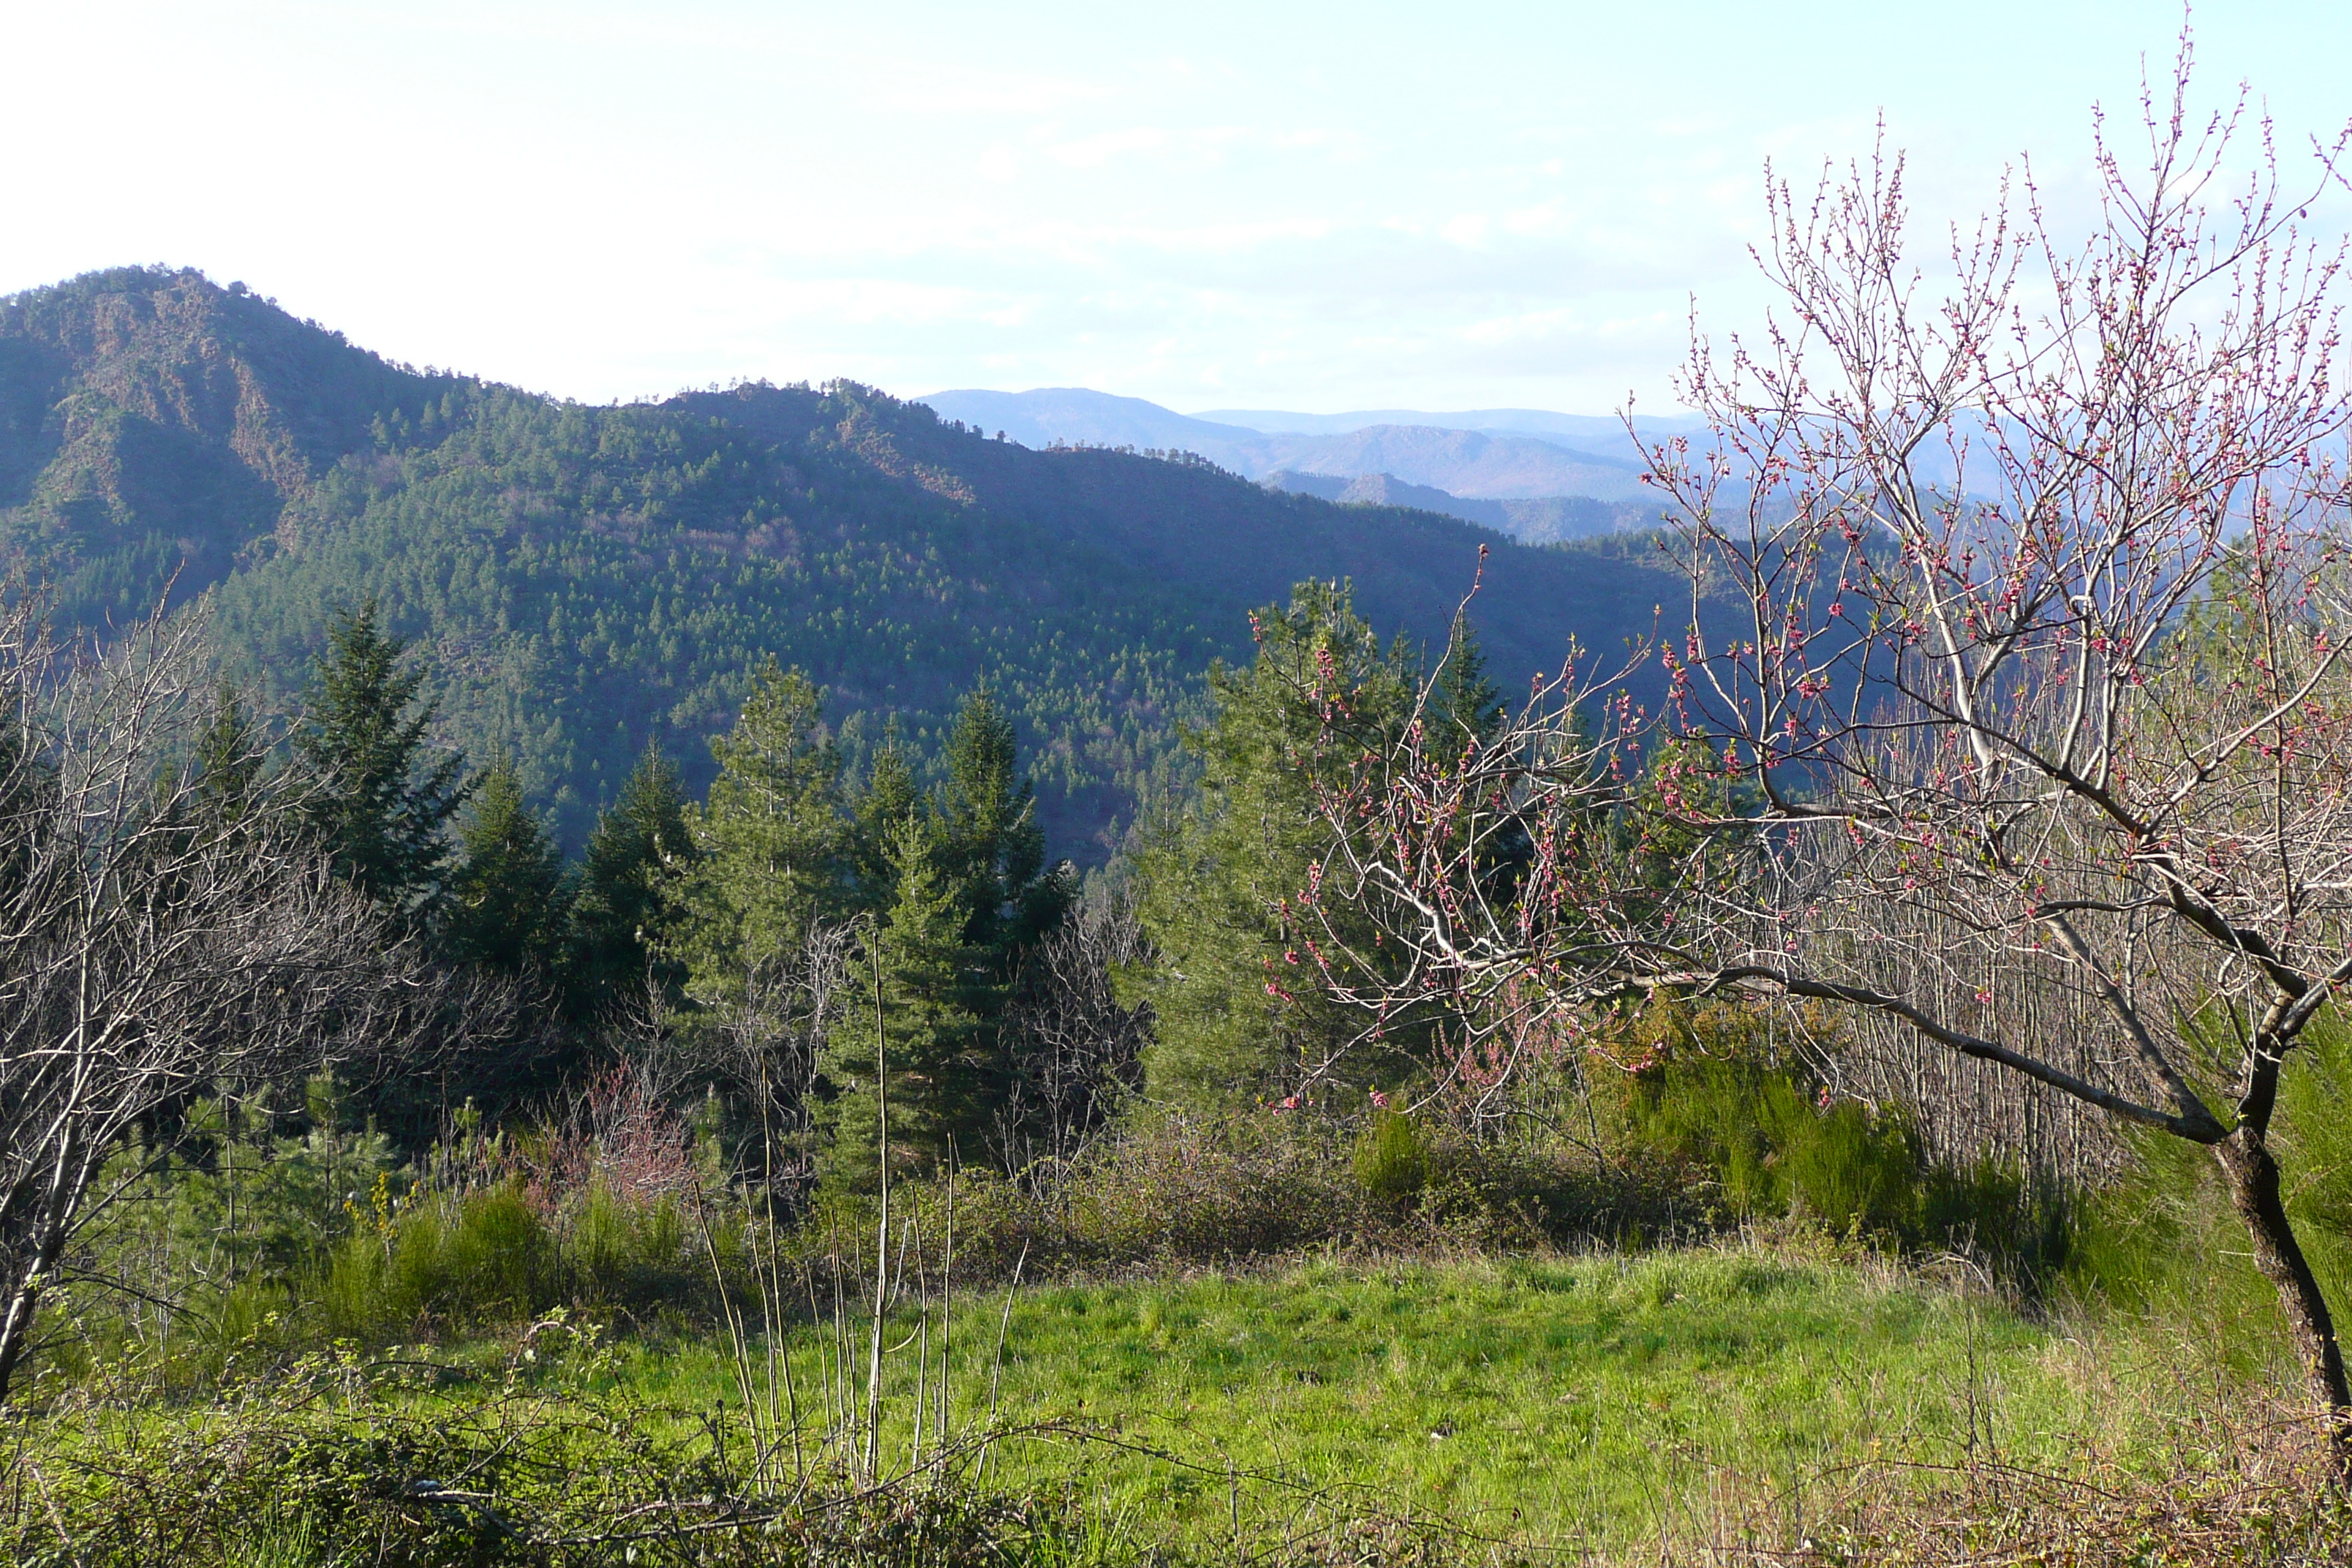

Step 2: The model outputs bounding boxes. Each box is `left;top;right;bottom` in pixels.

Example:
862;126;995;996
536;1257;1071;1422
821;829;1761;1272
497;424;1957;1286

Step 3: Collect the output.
1294;50;2352;1445
0;593;445;1404
990;882;1152;1179
658;919;858;1200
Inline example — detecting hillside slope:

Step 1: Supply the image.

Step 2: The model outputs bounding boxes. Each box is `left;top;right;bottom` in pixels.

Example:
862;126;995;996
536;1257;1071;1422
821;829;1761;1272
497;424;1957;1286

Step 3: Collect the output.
1261;471;1648;543
0;267;462;626
3;269;1683;859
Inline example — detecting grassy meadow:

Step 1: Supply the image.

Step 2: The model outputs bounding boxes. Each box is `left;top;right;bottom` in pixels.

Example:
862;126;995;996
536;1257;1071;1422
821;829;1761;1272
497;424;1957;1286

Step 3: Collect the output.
18;1235;2335;1566
14;1092;2351;1566
608;1250;2174;1554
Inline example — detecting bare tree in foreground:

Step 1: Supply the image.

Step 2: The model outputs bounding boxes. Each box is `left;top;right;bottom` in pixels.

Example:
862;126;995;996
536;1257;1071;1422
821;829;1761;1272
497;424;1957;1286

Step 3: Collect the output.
0;595;444;1404
1297;52;2352;1444
990;881;1152;1180
688;919;859;1199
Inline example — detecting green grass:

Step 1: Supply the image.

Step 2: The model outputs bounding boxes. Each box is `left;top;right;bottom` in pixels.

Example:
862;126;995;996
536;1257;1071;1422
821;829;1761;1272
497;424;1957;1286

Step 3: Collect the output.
601;1246;2214;1555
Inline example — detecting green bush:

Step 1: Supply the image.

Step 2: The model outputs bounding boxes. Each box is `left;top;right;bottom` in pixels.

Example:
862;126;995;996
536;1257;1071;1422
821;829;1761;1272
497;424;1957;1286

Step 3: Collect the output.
1620;1041;2089;1286
1627;1052;1921;1236
570;1183;702;1316
1919;1155;2076;1278
1;1335;1097;1568
324;1184;559;1342
1353;1110;1429;1205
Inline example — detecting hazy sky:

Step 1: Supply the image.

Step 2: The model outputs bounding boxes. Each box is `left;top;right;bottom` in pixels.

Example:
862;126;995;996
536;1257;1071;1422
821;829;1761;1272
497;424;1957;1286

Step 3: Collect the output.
7;1;2348;414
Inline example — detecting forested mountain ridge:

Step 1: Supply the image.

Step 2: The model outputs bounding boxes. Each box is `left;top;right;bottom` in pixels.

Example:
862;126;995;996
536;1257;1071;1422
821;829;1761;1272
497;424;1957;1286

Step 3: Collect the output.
1;267;1684;858
0;267;464;625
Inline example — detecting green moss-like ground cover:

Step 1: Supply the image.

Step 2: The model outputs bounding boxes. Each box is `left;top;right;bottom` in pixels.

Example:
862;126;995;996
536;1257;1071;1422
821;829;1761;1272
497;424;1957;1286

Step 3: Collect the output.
606;1249;2193;1554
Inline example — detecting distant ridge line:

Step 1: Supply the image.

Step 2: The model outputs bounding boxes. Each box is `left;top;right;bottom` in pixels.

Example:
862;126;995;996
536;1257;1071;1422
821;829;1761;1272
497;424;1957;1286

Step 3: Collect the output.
913;386;1671;511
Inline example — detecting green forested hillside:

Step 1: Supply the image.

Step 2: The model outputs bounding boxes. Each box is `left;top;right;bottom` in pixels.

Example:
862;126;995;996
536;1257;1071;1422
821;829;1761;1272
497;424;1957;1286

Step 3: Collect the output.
0;266;464;626
1;266;1681;856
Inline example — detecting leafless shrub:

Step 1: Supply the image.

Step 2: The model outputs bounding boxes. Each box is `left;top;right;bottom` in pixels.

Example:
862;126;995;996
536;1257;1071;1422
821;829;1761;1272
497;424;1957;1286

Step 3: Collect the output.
645;919;857;1202
987;881;1151;1180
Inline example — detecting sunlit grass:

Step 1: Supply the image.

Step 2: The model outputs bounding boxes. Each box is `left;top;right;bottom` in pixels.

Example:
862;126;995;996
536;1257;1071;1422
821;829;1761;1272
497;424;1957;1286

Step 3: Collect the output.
602;1245;2210;1554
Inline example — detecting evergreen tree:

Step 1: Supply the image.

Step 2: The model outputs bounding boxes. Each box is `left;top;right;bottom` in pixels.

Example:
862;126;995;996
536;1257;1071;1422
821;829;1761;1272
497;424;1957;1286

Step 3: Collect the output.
568;746;699;1018
677;660;858;1009
446;758;570;977
934;687;1074;974
293;600;470;916
190;682;265;824
848;733;919;911
819;815;990;1188
1128;581;1425;1106
1431;610;1506;744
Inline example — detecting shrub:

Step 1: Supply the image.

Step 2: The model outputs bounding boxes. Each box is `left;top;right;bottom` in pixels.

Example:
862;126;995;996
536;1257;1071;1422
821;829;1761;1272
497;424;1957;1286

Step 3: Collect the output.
1353;1110;1428;1205
0;1335;1101;1568
1627;1052;1920;1235
837;1106;1699;1284
1620;1039;2090;1284
324;1183;559;1342
569;1182;700;1316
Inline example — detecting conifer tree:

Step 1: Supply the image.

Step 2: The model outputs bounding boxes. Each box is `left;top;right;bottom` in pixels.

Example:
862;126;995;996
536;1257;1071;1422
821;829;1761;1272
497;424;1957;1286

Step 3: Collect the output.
848;734;919;911
1432;609;1505;744
191;682;265;824
935;687;1074;974
819;815;988;1188
568;746;698;1017
678;660;857;1010
446;758;570;977
1128;581;1424;1105
293;600;470;916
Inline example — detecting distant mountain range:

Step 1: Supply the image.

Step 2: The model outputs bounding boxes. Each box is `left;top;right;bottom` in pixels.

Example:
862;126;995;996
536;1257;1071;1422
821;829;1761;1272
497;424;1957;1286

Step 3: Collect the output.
1257;471;1646;544
1195;406;1694;450
916;388;1692;524
1;267;1687;860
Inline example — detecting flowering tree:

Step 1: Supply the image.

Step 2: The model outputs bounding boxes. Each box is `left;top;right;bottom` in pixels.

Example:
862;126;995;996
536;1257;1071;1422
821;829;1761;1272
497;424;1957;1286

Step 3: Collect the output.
1296;50;2352;1444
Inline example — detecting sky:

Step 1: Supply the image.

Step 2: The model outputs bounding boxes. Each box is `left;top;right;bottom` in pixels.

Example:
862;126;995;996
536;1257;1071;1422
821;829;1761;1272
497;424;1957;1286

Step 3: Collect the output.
6;1;2349;415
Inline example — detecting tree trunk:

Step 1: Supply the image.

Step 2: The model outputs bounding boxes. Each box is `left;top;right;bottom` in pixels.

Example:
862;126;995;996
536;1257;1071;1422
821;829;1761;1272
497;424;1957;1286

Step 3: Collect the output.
0;1131;90;1408
2215;1129;2352;1460
0;1280;35;1407
0;1210;69;1407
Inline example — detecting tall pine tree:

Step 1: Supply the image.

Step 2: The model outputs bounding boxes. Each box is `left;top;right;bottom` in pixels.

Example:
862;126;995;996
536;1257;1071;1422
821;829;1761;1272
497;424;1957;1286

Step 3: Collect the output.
848;731;919;912
446;758;570;978
1127;581;1426;1106
568;746;699;1019
191;682;265;825
293;600;471;917
818;816;990;1189
677;660;859;1011
1431;608;1506;745
935;687;1074;979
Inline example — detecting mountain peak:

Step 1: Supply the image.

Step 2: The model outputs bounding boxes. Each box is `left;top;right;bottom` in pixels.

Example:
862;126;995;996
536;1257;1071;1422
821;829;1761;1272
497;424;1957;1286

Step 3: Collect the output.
1;266;464;621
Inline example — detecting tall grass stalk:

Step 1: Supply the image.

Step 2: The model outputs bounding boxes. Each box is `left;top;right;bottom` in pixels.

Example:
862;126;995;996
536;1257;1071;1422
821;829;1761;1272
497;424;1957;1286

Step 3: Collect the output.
687;934;1026;1503
864;937;890;1483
